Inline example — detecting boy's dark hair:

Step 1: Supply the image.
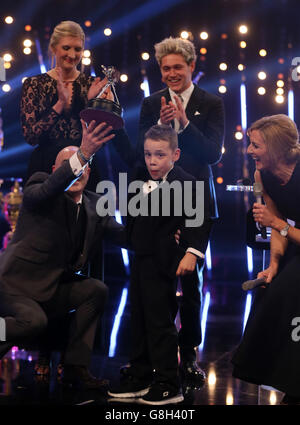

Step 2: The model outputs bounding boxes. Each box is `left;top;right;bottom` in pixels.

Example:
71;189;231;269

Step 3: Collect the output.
144;124;178;150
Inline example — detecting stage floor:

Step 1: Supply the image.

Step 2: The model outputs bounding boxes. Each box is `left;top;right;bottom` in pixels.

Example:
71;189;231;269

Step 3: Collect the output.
0;272;283;408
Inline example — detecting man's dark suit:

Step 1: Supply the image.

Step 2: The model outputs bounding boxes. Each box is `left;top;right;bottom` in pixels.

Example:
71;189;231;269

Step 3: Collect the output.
126;164;204;387
138;84;225;360
0;160;125;365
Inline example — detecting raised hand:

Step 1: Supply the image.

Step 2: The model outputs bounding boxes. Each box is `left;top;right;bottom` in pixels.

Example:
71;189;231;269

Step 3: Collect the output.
79;119;115;160
173;95;189;129
160;96;176;125
55;67;70;107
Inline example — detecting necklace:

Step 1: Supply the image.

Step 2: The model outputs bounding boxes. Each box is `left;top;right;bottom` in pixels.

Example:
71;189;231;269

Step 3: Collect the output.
51;67;80;83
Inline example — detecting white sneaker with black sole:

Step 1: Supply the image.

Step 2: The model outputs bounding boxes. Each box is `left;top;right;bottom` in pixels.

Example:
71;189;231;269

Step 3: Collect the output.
138;382;184;405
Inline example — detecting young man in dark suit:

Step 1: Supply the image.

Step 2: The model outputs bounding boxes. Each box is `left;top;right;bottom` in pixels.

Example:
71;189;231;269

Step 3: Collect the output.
138;37;225;383
0;119;126;390
108;124;205;405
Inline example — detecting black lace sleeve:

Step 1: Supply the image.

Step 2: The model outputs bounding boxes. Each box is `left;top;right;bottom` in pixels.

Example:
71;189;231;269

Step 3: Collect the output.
20;75;61;146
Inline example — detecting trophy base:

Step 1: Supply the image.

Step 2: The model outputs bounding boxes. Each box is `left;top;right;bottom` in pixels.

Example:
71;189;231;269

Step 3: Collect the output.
80;98;124;130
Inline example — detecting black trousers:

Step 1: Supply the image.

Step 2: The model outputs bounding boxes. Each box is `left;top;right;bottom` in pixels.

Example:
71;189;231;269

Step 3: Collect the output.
129;255;179;388
0;277;108;366
178;219;213;361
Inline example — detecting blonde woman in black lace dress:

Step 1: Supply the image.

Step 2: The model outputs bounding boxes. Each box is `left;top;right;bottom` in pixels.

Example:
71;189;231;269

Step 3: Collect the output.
20;20;110;189
20;20;114;377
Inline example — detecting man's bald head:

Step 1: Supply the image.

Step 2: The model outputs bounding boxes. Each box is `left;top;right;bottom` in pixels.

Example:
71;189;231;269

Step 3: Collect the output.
54;146;79;170
52;145;91;201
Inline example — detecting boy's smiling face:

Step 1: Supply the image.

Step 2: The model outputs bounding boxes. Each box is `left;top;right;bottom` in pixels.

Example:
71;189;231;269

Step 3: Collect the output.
144;138;180;180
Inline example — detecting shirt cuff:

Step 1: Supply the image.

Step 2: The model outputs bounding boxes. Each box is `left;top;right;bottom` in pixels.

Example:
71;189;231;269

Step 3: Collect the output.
186;247;205;259
178;120;190;134
0;317;6;341
69;152;87;176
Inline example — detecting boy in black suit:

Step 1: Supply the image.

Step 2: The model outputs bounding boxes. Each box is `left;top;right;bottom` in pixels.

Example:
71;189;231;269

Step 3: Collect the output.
108;125;205;405
138;37;225;381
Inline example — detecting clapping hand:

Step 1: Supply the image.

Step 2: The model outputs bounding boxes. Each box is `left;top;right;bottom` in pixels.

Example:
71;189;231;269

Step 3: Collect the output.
56;67;70;107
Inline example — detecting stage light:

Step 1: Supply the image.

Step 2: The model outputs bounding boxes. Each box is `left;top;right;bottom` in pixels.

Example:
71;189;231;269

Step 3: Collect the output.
25;25;32;32
218;85;227;94
23;39;32;47
2;84;11;92
23;47;31;55
200;47;207;55
200;31;208;40
221;146;226;154
83;50;91;58
259;49;267;57
278;73;284;79
235;131;243;140
84;20;92;27
216;177;223;184
277;80;284;87
104;28;112;36
240;41;247;48
141;52;150;60
4;62;11;69
22;77;28;83
258;87;266;95
219;62;227;71
120;74;128;82
221;33;228;40
269;391;277;405
238;64;245;71
258;71;267;80
226;392;234;405
275;95;284;104
278;58;285;64
276;87;284;95
180;31;189;39
82;57;91;66
208;369;217;386
140;82;146;90
3;53;12;62
4;16;13;24
239;24;248;34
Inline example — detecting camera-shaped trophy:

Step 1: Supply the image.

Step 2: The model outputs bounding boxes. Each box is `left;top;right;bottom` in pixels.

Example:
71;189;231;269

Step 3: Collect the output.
80;65;124;130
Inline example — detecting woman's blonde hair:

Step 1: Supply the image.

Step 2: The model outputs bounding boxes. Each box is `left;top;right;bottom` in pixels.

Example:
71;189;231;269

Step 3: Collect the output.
49;21;85;66
248;114;300;166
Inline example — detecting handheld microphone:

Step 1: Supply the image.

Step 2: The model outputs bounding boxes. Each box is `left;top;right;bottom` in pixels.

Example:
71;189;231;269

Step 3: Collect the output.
253;182;267;239
242;277;266;291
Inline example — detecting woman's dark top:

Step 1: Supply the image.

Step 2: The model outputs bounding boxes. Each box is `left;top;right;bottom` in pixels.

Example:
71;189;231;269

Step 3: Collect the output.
20;73;96;183
260;159;300;223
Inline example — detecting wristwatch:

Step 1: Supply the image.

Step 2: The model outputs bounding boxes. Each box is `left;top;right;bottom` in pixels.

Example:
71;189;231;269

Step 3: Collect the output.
280;223;290;237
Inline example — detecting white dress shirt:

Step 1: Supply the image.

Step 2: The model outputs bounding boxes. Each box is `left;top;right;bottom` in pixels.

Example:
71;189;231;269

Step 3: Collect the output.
142;166;204;260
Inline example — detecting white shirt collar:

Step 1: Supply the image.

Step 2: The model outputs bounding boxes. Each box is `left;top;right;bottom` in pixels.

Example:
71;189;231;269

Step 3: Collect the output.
169;83;194;108
77;194;83;205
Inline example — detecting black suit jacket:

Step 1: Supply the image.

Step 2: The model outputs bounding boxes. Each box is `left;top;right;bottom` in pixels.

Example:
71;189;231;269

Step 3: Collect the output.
138;84;225;220
126;165;204;278
0;161;125;302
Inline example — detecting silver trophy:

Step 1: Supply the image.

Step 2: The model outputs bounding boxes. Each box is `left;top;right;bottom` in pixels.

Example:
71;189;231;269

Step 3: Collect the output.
80;65;124;130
